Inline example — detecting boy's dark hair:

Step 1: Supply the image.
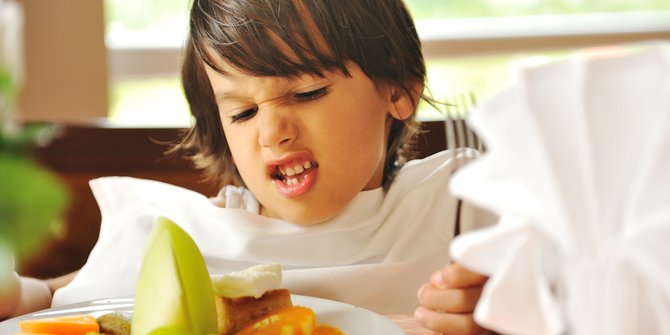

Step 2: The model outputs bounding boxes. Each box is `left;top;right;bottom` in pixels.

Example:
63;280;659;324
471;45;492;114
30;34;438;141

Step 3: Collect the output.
173;0;427;190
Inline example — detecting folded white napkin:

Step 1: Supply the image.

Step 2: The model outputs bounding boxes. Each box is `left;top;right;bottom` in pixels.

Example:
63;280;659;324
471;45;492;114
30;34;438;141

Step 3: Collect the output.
449;41;670;335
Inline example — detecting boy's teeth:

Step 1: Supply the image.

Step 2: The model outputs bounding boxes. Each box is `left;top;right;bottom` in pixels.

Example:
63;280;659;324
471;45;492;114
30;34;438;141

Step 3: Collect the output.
285;167;295;176
279;162;312;177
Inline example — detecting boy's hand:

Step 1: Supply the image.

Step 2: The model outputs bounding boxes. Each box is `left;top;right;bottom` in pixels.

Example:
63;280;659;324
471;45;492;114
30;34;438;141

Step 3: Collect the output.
0;271;21;320
415;262;488;335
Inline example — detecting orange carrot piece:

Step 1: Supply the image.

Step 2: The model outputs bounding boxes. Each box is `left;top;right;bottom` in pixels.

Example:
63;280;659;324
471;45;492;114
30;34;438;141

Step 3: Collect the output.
19;314;99;335
313;324;345;335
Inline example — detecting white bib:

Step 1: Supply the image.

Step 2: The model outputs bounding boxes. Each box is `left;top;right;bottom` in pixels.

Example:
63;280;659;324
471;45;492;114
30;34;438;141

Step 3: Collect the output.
53;150;492;314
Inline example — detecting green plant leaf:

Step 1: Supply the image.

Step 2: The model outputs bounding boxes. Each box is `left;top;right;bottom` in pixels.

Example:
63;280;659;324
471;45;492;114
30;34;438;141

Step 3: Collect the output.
0;153;68;258
0;68;13;96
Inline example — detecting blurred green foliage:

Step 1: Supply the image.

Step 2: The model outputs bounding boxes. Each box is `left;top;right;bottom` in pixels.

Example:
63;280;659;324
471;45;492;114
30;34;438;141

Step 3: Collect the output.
0;152;67;258
0;70;12;98
0;67;68;260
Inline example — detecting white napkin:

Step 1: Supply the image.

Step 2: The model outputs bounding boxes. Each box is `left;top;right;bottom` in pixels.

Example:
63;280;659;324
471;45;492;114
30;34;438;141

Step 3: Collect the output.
449;41;670;335
53;151;488;314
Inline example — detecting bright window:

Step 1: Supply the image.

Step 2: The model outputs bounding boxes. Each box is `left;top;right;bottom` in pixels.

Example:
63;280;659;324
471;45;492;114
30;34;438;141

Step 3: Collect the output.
404;0;670;18
104;1;670;125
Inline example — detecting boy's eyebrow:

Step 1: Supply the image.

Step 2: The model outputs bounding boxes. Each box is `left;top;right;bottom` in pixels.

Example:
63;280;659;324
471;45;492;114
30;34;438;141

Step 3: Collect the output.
213;91;242;102
212;73;334;103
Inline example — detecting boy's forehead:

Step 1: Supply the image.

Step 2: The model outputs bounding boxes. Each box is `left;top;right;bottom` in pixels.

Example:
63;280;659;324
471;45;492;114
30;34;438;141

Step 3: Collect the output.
203;48;243;76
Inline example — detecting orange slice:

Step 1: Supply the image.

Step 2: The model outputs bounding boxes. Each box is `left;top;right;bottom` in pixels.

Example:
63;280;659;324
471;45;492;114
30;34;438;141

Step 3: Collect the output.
19;314;99;335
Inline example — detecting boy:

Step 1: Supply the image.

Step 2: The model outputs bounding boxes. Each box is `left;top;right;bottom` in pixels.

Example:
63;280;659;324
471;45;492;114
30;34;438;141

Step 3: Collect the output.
3;1;492;333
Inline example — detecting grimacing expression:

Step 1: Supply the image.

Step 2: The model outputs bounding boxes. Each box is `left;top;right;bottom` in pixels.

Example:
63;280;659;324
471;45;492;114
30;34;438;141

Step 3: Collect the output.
206;61;409;225
179;0;426;201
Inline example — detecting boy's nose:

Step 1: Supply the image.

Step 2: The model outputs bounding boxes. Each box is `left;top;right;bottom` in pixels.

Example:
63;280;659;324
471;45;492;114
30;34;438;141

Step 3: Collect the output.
257;109;297;148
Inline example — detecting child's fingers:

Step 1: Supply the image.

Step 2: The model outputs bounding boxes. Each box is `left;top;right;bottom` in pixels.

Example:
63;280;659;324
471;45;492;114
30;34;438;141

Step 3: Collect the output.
414;306;486;335
0;272;20;320
433;262;488;289
417;283;482;313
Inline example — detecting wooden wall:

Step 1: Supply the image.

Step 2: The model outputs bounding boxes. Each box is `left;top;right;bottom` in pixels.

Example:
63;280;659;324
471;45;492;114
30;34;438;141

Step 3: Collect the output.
19;124;218;278
18;0;108;122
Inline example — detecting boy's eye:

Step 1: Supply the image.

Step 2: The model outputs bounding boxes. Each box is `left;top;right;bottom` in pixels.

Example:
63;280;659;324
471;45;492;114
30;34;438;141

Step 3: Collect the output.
294;87;328;102
231;107;258;123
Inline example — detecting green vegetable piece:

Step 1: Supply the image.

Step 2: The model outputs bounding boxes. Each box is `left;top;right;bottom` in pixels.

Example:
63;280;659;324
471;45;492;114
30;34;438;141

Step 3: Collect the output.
131;217;218;335
146;326;193;335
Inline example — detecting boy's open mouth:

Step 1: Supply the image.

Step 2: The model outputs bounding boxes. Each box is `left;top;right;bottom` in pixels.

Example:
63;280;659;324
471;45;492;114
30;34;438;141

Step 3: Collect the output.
271;160;318;184
268;159;319;198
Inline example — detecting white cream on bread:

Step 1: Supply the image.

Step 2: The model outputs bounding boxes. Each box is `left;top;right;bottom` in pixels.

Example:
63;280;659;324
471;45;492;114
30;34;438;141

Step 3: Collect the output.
210;263;282;299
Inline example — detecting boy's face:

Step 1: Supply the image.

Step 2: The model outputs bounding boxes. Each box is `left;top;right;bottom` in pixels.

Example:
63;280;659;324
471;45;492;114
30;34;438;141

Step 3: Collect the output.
206;60;401;225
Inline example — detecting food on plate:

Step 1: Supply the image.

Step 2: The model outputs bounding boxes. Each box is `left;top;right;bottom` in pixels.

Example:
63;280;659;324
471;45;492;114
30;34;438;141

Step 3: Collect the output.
15;217;345;335
131;217;218;335
233;306;345;335
211;263;283;299
144;326;194;335
97;312;131;335
132;218;345;334
235;306;315;335
312;324;345;335
215;288;292;334
18;314;99;335
211;262;346;334
211;263;292;334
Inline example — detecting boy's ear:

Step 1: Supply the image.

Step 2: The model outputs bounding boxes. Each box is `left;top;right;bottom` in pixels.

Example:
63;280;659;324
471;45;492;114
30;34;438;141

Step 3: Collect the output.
389;81;423;120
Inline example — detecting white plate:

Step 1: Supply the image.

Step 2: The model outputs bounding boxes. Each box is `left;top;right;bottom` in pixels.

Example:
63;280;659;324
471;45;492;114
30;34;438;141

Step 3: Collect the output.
0;295;403;334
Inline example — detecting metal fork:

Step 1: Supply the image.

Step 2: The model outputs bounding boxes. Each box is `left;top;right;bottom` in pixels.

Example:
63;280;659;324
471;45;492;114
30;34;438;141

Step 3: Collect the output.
445;92;483;153
444;92;482;237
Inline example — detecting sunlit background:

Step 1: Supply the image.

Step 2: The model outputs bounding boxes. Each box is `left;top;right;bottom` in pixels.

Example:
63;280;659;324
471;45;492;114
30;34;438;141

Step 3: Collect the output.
104;0;670;125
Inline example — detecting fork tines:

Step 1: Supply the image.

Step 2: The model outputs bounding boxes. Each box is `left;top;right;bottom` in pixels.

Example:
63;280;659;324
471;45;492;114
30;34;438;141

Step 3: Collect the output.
445;92;482;153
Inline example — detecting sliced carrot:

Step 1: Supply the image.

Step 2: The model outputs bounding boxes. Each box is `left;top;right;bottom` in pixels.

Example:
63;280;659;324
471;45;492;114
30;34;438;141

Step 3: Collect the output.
313;324;345;335
19;314;99;335
235;306;316;335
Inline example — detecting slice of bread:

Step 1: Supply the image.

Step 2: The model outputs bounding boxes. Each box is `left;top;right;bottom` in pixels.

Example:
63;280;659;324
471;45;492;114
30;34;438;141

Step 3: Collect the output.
215;288;293;335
